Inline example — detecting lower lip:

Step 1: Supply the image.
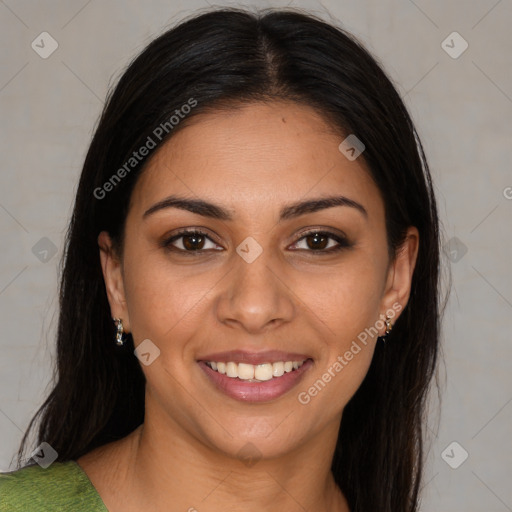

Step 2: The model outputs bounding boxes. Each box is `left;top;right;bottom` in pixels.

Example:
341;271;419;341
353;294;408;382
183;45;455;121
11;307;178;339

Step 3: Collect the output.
198;359;313;403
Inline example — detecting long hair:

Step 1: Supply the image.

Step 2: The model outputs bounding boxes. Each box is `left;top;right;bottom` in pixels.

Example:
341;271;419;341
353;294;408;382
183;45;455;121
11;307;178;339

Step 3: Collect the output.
16;8;443;512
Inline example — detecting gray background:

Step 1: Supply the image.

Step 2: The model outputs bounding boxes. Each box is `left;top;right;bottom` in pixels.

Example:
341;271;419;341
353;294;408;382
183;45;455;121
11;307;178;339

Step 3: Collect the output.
1;0;511;510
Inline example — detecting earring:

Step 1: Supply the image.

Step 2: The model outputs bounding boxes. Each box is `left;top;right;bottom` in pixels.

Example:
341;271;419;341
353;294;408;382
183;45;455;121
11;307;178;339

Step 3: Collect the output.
384;316;393;338
113;317;124;346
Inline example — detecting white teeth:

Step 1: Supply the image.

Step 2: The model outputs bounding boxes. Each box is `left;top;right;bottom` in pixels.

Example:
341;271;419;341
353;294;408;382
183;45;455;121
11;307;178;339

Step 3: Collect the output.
205;359;307;381
272;361;284;377
238;363;255;380
226;362;238;378
254;363;273;381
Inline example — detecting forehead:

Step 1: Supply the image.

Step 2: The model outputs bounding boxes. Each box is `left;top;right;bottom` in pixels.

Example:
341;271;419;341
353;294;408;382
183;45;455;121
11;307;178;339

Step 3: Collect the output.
129;101;383;221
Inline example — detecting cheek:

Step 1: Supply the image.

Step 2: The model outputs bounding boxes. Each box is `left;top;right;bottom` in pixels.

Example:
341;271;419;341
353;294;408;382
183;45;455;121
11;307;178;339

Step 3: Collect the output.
295;257;386;343
292;253;386;408
297;270;381;414
121;253;213;345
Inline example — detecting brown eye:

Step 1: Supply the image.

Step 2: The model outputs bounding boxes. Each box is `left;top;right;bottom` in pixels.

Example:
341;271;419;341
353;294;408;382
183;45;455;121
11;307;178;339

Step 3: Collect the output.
162;230;222;253
305;233;329;250
182;233;206;250
291;230;351;253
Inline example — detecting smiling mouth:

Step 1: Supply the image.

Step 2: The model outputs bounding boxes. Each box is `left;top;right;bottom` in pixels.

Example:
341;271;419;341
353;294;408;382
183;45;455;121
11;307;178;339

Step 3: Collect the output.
204;359;309;382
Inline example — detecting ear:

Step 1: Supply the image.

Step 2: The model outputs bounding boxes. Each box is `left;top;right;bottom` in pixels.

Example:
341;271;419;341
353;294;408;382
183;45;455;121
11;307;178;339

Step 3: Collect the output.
378;226;419;334
97;231;131;333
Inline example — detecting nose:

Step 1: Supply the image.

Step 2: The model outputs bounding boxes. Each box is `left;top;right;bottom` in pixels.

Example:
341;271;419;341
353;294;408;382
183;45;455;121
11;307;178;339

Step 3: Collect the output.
215;248;296;334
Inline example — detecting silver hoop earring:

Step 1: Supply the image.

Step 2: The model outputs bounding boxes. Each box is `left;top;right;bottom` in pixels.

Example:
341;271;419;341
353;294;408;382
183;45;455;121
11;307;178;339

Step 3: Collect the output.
383;316;393;340
113;317;124;346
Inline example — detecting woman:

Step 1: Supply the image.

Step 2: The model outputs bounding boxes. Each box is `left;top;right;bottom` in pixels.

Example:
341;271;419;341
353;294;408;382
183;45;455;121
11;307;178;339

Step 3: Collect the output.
0;7;442;512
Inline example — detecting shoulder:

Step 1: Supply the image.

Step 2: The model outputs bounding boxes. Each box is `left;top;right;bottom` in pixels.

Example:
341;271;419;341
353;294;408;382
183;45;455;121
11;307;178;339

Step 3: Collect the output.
0;460;108;512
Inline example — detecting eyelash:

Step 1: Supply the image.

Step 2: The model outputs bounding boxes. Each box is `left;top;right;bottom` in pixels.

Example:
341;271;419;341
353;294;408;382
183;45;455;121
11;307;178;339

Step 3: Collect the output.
161;228;352;255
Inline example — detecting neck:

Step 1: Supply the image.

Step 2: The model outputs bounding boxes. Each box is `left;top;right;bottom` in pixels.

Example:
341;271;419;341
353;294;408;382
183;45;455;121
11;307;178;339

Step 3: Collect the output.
114;415;350;512
79;397;351;512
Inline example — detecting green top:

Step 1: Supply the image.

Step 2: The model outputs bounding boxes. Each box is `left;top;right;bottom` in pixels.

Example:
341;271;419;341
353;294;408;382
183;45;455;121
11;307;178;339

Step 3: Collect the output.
0;460;108;511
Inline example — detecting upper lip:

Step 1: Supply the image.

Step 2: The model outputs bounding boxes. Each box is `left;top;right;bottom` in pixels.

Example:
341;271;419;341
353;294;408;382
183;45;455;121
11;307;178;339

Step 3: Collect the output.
197;350;312;365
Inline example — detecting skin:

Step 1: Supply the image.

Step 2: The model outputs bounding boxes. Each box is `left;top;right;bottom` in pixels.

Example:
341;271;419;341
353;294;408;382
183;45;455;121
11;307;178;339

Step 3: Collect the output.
77;100;419;512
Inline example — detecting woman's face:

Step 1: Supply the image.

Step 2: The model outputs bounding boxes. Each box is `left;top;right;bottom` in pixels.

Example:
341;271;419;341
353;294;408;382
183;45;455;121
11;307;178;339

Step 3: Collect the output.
99;100;418;460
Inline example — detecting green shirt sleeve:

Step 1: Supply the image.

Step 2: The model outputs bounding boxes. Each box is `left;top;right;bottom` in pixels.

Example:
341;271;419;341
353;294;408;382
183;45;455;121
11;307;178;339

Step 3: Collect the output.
0;460;109;512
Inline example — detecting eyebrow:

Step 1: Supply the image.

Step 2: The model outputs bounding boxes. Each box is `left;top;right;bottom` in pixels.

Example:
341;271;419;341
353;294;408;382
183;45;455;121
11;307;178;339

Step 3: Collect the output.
142;194;368;221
